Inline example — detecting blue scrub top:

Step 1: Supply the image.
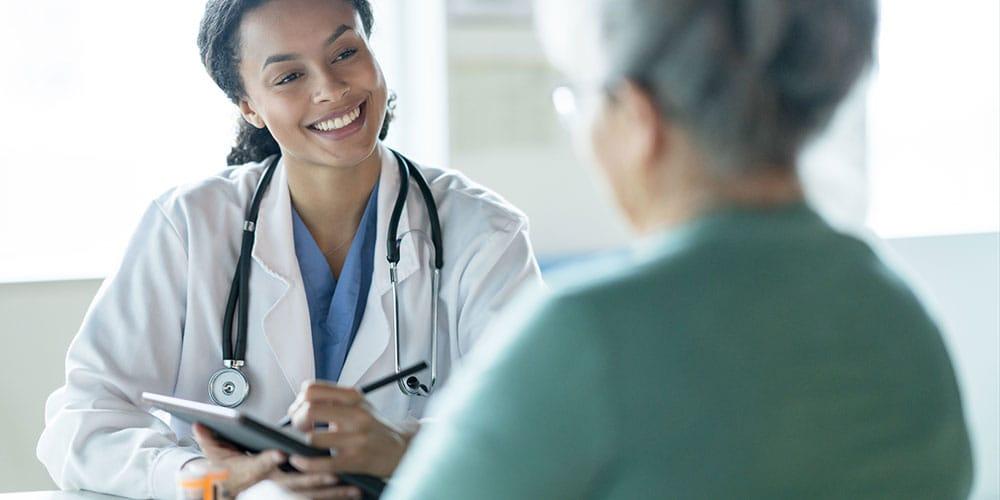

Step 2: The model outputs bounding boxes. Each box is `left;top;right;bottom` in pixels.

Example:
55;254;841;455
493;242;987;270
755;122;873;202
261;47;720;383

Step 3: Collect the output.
291;183;379;382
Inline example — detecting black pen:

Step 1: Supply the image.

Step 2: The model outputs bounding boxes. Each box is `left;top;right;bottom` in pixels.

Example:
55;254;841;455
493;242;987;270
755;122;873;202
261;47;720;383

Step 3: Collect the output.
277;361;429;428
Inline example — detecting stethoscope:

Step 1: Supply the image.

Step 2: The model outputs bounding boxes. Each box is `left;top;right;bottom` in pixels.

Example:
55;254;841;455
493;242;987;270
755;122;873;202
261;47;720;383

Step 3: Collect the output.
208;149;443;408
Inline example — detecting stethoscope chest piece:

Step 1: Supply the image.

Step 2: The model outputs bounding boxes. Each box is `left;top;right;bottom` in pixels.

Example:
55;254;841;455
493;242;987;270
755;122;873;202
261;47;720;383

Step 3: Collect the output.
208;367;250;408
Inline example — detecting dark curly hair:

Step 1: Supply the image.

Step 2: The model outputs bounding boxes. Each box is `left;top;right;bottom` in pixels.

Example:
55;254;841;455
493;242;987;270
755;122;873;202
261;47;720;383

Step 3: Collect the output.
197;0;395;165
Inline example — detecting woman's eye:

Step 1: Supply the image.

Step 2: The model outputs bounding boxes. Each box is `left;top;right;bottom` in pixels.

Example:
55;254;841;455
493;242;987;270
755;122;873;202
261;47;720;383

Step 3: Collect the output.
277;72;301;85
333;48;358;63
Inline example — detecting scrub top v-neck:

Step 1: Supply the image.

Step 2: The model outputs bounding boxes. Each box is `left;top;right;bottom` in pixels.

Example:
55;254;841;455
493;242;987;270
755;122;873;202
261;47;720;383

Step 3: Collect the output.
291;183;379;382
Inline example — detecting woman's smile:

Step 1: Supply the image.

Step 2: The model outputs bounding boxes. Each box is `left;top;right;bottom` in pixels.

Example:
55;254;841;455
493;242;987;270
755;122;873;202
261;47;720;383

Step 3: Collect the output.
306;98;368;140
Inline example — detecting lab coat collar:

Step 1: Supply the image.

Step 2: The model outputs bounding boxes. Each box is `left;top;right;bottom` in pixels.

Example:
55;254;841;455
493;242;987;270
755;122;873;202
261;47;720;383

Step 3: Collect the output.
248;146;423;392
250;157;314;394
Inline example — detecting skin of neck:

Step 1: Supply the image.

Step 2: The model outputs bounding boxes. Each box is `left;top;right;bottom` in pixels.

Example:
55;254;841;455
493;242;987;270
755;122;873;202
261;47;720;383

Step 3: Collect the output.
629;135;805;235
283;145;383;261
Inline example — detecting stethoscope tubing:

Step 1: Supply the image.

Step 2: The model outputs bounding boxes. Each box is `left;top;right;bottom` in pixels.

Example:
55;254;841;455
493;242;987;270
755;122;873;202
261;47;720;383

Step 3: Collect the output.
221;155;279;366
218;149;443;405
388;150;443;396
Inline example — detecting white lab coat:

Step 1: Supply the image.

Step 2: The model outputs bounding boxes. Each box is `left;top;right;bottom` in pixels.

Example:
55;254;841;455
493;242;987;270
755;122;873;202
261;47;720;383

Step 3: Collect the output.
36;145;542;499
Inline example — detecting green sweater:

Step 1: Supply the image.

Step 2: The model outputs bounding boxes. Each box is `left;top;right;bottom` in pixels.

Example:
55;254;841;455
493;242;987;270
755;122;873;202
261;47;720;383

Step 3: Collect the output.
386;203;973;499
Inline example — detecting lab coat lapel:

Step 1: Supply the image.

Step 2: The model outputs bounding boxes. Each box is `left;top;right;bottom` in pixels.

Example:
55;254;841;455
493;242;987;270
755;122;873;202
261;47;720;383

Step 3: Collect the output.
339;146;421;386
250;157;315;394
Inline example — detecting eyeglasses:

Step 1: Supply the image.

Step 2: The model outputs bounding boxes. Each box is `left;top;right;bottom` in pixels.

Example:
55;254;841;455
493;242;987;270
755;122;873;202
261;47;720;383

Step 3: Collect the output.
550;82;606;128
551;84;579;117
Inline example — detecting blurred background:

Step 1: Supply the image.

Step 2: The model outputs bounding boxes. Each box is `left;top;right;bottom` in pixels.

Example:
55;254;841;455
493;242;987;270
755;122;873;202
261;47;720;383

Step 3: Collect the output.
0;0;997;497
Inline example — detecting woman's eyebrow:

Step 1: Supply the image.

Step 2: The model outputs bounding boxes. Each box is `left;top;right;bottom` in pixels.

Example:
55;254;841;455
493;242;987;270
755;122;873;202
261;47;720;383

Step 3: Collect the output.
260;24;354;70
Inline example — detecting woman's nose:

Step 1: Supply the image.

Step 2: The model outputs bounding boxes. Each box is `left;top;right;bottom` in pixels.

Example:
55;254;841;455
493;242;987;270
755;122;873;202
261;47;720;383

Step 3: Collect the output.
313;73;351;103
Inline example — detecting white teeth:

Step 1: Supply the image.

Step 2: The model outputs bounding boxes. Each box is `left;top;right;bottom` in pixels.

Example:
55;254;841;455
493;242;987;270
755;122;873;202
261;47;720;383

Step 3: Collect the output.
312;105;361;131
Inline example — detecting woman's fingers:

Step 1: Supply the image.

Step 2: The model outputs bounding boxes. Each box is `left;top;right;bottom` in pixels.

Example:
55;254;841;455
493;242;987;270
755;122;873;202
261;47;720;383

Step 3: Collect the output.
289;433;367;473
192;422;216;444
291;401;373;433
302;486;362;499
286;382;364;425
222;450;287;496
299;381;365;405
192;423;241;459
285;386;410;478
269;471;338;489
289;486;363;500
304;430;368;452
289;455;347;474
268;471;362;500
191;424;291;497
240;450;288;480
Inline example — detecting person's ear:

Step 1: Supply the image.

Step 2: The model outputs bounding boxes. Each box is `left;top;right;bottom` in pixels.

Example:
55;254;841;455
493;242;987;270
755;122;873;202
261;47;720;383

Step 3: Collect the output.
238;97;266;129
615;80;668;176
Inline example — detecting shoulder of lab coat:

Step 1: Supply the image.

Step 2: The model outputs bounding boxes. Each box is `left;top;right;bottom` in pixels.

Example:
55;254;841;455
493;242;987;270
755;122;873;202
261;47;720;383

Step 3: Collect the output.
38;201;196;499
154;158;269;237
35;159;271;500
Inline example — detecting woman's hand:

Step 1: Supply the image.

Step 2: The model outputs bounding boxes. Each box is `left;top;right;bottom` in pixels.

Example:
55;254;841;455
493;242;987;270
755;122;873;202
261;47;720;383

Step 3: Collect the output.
190;423;285;498
286;381;414;478
266;470;363;499
192;423;363;499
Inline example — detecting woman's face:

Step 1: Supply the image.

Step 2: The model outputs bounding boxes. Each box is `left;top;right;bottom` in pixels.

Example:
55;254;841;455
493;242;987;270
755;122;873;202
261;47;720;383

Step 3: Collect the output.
236;0;388;169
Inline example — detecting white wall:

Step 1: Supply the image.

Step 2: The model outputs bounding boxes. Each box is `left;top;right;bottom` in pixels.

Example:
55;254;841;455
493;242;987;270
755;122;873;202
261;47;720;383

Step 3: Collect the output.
371;0;450;168
1;233;997;496
446;21;629;255
0;279;100;492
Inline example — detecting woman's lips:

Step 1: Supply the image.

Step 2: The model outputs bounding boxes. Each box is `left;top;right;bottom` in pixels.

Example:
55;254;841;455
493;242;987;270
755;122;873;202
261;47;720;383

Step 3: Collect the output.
307;100;367;140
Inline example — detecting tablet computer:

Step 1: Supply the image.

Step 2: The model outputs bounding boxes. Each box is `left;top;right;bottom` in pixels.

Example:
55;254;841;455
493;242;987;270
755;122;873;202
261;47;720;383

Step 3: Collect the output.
142;392;385;498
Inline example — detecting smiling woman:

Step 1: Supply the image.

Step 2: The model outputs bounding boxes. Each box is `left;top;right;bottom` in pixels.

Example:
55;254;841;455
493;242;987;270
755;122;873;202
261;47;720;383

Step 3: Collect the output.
33;0;542;498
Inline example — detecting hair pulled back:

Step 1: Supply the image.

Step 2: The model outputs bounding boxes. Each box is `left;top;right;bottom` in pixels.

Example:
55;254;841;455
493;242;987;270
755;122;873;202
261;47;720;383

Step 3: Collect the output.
197;0;393;165
602;0;876;172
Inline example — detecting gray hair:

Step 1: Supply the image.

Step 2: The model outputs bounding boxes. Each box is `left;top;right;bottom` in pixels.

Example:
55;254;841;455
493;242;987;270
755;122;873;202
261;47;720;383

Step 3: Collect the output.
600;0;877;173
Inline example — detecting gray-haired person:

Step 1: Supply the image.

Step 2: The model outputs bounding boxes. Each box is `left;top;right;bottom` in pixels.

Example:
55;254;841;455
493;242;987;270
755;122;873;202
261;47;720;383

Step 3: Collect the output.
385;1;973;498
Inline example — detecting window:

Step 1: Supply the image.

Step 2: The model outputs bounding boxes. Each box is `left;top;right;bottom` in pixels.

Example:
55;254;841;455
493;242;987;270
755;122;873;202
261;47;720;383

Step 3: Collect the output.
866;0;999;238
0;0;447;283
